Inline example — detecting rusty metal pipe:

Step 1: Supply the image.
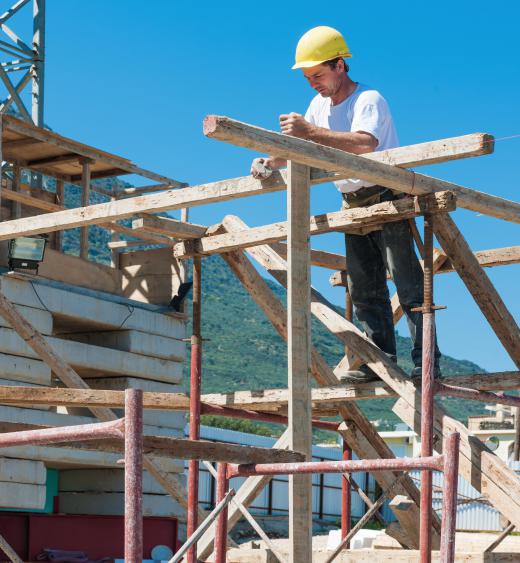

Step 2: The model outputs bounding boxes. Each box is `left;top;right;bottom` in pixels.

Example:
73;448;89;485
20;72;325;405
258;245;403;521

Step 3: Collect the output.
436;382;520;409
200;403;340;432
341;441;352;545
0;417;124;448
214;462;229;563
227;455;444;479
420;215;435;563
440;433;460;563
187;256;202;563
125;388;143;562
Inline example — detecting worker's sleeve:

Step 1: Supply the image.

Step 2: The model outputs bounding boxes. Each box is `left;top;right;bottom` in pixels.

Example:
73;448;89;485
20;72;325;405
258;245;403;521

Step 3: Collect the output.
304;104;315;125
350;92;390;148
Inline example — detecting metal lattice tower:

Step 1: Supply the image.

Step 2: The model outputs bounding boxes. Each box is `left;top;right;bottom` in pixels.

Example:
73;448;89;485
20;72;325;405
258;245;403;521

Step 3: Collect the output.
0;0;44;127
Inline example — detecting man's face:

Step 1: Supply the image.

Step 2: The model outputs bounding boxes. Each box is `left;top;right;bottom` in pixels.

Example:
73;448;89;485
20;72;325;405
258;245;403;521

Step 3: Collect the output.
302;62;343;97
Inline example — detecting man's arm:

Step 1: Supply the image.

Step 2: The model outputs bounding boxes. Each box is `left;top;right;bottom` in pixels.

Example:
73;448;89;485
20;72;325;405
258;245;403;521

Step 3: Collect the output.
250;112;377;178
280;112;378;154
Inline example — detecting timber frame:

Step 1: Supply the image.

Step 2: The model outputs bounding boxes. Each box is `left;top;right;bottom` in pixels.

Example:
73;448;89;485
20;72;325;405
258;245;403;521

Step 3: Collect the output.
0;113;517;562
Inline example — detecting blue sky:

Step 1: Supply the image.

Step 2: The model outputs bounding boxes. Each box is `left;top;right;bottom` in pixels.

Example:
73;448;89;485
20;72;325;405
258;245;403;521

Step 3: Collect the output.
8;0;520;371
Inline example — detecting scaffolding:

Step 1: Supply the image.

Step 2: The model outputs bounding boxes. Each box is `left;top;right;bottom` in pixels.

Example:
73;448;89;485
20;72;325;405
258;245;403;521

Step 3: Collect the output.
0;112;517;562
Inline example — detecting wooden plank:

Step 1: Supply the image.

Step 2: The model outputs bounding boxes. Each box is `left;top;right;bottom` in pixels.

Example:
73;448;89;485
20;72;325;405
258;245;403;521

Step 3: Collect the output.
204;116;520;224
272;242;345;270
286;162;312;563
2;115;186;187
80;159;91;259
0;384;190;410
132;214;207;239
0;133;501;240
434;214;520;368
220;238;436;549
199;371;520;412
329;245;520;287
173;192;455;258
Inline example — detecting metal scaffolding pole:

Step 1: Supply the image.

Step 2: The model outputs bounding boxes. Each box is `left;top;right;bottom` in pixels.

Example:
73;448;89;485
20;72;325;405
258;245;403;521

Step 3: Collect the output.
187;255;202;563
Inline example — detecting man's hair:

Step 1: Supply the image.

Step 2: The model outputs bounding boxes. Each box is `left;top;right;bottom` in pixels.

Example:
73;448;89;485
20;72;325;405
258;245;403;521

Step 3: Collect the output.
323;57;349;73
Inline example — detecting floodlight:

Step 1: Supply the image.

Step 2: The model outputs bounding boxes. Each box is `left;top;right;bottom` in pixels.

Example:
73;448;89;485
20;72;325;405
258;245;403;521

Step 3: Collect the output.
8;236;47;273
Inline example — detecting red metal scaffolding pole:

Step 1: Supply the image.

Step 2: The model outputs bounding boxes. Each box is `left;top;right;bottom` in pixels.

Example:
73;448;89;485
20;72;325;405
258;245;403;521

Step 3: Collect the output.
341;441;352;546
187;255;203;563
420;214;436;563
200;403;340;432
0;418;124;448
227;455;444;479
214;462;229;563
124;388;144;563
341;288;353;545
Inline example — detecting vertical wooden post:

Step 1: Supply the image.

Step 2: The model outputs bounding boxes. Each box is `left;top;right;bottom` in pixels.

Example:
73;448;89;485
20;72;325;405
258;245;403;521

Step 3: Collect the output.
109;193;120;268
11;164;21;219
287;160;312;563
80;158;91;260
54;178;64;251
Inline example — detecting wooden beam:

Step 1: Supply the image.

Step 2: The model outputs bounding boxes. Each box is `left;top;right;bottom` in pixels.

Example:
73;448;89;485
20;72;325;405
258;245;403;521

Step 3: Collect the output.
434;214;520;369
141;435;304;464
0;385;190;410
286;162;312;563
272;242;345;270
174;192;456;258
199;371;520;413
204;116;520;224
132;214;207;239
26;153;80;167
0;133;501;240
80;159;91;259
2;115;186;188
220;232;437;549
330;245;520;287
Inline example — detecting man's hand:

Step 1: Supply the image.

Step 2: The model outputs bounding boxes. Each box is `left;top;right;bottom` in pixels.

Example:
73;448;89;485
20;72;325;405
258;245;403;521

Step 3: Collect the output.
250;157;273;179
279;112;312;138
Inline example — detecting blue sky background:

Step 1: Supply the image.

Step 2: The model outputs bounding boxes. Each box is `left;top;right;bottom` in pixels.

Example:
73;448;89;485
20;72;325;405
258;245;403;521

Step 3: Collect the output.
6;0;520;372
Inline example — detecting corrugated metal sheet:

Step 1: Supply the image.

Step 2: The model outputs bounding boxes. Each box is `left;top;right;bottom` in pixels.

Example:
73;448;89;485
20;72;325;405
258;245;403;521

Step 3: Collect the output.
188;425;504;530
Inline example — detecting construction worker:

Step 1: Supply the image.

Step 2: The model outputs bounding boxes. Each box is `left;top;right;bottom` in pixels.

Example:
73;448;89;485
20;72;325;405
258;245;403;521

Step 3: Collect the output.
250;26;441;382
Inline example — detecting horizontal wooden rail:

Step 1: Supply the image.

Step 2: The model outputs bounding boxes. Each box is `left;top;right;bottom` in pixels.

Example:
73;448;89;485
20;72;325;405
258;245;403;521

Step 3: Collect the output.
204;115;520;224
330;245;520;286
0;133;499;239
174;192;455;258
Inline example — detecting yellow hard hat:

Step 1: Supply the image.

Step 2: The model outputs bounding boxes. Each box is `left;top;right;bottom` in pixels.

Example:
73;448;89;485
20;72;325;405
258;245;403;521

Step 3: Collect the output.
292;26;352;70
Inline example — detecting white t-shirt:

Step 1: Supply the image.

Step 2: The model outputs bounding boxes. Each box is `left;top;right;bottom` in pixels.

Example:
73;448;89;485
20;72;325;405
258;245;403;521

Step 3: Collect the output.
304;83;399;193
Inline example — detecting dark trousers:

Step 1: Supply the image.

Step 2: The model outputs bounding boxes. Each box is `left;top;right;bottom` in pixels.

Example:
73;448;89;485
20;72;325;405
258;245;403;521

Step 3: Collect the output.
343;187;441;369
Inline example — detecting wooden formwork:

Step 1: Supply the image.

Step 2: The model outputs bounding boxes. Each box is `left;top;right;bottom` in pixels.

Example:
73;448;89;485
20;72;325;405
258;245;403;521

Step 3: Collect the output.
0;114;518;561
